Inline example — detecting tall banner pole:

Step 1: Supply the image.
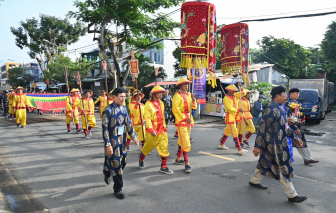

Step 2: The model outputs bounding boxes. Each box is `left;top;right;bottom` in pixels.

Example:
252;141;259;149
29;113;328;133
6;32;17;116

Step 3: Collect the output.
102;60;109;106
129;51;145;145
189;66;195;133
77;72;88;131
64;66;74;124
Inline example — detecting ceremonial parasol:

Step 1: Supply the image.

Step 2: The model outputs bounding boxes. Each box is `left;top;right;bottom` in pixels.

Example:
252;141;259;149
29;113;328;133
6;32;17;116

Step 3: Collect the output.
180;1;217;87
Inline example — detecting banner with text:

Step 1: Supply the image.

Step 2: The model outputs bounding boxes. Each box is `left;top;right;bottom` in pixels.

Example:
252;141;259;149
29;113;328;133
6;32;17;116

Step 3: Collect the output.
193;67;206;104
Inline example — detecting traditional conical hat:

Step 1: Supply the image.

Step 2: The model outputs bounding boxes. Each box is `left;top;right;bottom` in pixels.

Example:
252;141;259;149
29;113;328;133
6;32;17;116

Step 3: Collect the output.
150;85;165;94
100;90;107;94
176;77;191;86
83;90;93;96
244;89;252;94
133;90;145;99
8;86;14;91
70;88;80;93
15;86;24;91
225;84;238;91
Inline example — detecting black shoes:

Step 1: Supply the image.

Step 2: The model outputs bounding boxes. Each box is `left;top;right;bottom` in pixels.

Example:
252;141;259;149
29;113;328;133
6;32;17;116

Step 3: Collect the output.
160;167;173;174
139;159;145;169
243;141;251;148
288;195;307;203
249;182;268;190
77;129;83;134
185;165;192;173
114;191;125;199
68;130;71;134
17;124;20;128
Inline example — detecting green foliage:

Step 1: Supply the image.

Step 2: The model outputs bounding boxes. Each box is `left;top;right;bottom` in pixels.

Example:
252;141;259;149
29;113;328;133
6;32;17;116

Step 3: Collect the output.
172;46;186;77
321;21;336;83
249;48;262;64
7;67;33;88
247;81;273;103
68;0;183;87
10;14;87;75
256;36;312;79
46;53;95;87
137;63;167;98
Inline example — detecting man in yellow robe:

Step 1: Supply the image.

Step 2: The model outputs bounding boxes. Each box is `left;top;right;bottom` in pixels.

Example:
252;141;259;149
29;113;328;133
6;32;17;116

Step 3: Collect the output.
128;90;145;151
94;90;108;118
236;89;255;148
12;86;29;128
8;88;16;120
172;77;197;173
217;83;248;155
138;86;173;175
65;88;82;134
80;90;96;138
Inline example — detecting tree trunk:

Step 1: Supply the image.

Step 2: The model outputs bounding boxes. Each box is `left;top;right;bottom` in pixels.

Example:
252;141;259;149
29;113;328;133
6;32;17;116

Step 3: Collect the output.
35;57;47;77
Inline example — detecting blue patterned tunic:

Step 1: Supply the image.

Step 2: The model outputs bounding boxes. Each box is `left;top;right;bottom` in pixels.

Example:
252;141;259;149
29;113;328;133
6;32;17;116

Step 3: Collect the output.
102;104;137;176
255;101;300;181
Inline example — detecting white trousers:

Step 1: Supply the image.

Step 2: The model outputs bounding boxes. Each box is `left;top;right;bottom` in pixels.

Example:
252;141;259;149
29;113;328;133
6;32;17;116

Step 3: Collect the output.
297;147;312;161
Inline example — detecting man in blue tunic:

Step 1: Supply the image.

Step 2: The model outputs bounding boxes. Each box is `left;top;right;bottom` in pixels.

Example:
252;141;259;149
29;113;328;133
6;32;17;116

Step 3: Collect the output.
249;86;307;203
286;88;319;165
102;88;139;199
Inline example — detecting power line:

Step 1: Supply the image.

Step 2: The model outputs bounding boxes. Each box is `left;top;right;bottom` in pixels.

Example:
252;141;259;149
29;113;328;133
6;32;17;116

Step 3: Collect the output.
239;10;336;23
217;6;336;19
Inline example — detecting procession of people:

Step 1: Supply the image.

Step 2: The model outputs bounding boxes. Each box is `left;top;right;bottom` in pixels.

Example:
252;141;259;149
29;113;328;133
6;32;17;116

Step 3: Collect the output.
1;81;319;203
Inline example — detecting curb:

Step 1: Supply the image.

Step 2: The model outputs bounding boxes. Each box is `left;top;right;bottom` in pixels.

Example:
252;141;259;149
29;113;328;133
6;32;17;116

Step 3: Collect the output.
0;187;12;213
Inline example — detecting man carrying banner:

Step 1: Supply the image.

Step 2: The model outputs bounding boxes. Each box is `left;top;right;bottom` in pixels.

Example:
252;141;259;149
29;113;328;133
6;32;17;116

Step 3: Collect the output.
138;86;173;174
102;88;139;199
8;87;16;120
128;90;145;150
94;90;108;118
217;83;248;155
12;87;29;128
237;89;255;148
173;77;197;173
80;90;96;138
65;88;82;134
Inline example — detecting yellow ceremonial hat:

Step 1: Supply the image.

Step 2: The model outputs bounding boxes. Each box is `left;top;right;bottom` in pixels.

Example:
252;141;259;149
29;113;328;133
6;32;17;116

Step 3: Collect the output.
176;77;191;86
150;85;165;94
8;86;14;91
225;84;238;91
133;90;145;99
244;89;252;94
70;88;80;93
15;86;24;91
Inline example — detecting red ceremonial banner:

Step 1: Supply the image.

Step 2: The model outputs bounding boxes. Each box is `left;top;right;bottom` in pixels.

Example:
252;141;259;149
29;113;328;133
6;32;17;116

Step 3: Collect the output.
180;1;217;73
221;23;249;74
129;60;139;74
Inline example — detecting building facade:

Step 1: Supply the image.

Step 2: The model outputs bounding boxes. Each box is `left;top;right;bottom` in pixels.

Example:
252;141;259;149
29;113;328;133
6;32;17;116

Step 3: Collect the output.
0;62;20;90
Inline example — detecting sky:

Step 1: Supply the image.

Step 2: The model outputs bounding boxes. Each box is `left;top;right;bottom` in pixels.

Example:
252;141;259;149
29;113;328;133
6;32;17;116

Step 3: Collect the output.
1;0;336;79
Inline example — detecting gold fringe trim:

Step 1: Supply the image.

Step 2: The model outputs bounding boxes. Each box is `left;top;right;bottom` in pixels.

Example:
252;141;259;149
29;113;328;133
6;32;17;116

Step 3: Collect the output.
207;72;217;88
181;55;208;70
221;62;242;74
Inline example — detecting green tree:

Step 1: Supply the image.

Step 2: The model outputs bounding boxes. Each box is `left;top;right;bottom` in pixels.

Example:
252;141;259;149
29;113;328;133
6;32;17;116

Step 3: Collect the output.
249;48;262;64
137;64;167;99
321;21;336;83
46;53;95;87
7;67;33;88
10;14;86;76
256;36;312;79
247;81;273;104
68;0;183;88
172;46;186;77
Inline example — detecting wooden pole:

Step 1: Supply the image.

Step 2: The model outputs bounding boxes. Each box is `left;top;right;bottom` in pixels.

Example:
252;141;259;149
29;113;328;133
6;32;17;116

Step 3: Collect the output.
135;78;145;143
64;66;74;124
77;72;89;131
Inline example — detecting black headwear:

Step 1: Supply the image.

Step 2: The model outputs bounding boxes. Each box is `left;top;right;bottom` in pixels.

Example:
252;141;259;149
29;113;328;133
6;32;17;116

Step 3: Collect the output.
289;88;300;94
271;86;286;99
111;87;127;96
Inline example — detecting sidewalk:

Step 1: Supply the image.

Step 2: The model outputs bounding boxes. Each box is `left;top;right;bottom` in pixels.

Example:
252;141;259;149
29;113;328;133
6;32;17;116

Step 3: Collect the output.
0;188;12;213
194;115;223;124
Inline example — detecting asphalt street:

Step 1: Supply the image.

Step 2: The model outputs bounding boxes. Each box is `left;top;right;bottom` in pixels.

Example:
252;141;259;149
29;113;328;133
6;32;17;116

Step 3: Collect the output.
0;111;335;213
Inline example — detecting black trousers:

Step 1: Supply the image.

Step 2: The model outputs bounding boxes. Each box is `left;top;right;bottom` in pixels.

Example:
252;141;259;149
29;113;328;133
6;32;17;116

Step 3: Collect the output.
103;156;126;193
